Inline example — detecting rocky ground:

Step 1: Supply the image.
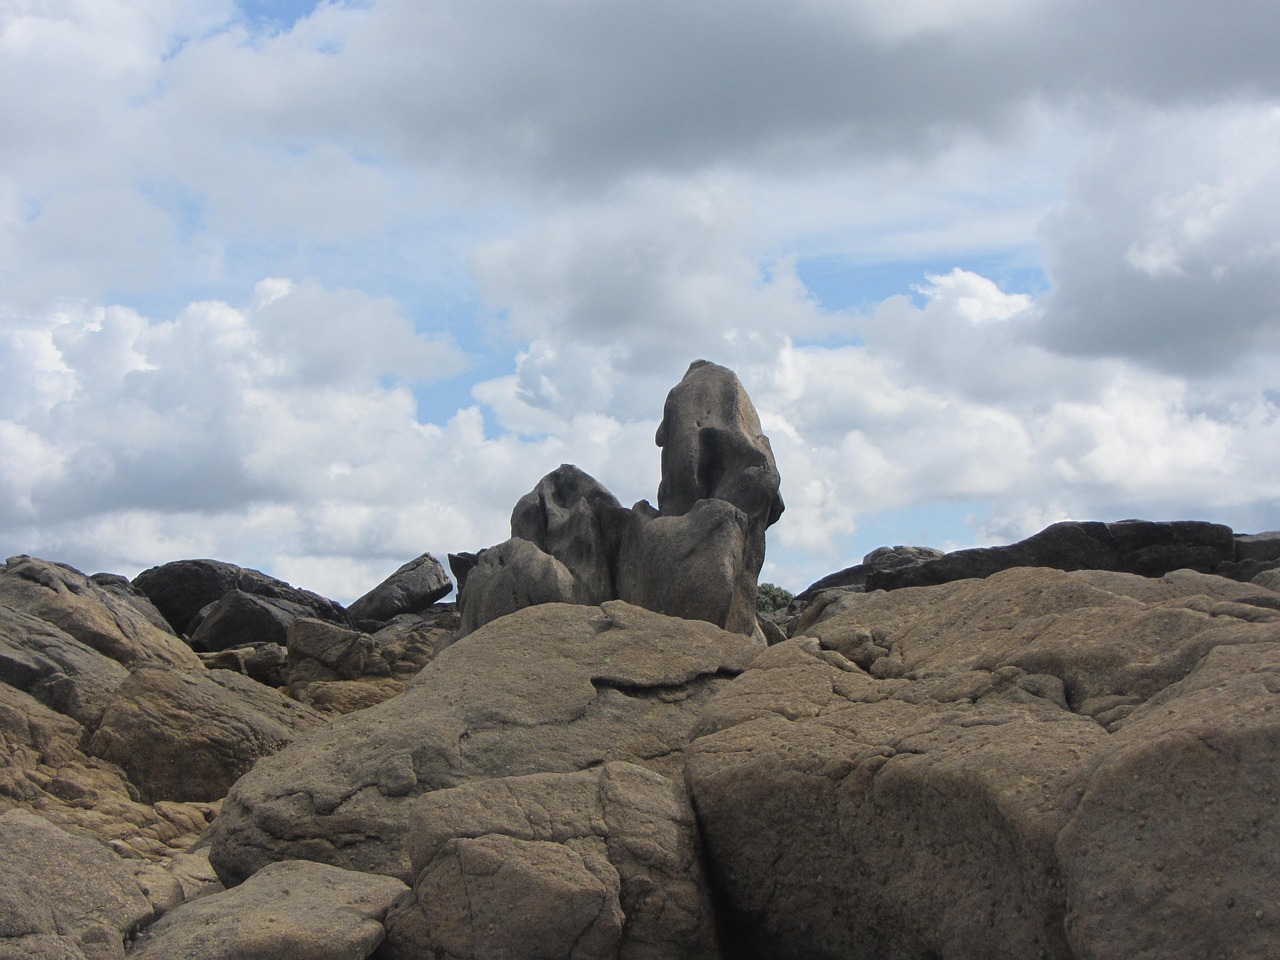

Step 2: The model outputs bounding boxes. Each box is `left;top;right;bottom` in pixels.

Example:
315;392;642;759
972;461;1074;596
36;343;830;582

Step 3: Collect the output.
1;516;1278;959
3;363;1277;959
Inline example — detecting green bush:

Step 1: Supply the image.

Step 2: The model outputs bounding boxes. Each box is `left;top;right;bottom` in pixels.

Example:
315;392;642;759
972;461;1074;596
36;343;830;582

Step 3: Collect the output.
755;582;794;614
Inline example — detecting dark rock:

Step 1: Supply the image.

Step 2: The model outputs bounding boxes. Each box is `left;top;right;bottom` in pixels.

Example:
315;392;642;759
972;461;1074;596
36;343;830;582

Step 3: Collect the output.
1234;530;1280;562
686;566;1280;960
864;519;1235;591
446;552;478;595
0;556;201;670
208;601;760;884
128;860;407;960
795;544;945;602
187;589;317;653
85;664;327;803
383;762;718;960
510;463;629;604
0;808;156;960
131;559;347;636
346;553;452;623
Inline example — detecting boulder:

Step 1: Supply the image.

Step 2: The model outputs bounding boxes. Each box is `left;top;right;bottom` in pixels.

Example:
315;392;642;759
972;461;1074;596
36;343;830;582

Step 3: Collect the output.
652;360;783;631
617;499;758;637
457;537;584;637
383;762;718;960
0;808;155;960
128;860;407;960
863;519;1235;591
684;566;1280;960
131;559;347;636
795;545;945;602
286;618;380;691
294;678;407;715
0;556;200;670
456;363;784;639
187;589;319;653
0;603;128;724
85;665;327;803
347;552;453;624
198;642;288;687
510;464;630;604
209;601;760;884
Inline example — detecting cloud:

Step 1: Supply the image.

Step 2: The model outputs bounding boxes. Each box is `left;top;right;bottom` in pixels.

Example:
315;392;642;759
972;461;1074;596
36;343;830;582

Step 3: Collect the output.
1032;102;1280;375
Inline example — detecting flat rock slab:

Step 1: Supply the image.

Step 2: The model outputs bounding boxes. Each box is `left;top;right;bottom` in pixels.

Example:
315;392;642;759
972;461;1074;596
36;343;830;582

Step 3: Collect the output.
686;566;1280;960
209;601;760;883
0;808;155;960
383;762;718;960
128;860;407;960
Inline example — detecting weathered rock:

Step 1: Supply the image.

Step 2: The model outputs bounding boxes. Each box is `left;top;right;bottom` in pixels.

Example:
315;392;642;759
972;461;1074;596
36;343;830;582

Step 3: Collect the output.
383;761;719;960
347;553;453;624
198;642;288;687
457;537;584;637
511;464;630;604
0;808;155;960
0;557;200;670
85;665;327;803
131;559;347;636
863;519;1235;591
187;589;322;653
128;860;407;960
286;618;380;690
0;603;128;724
369;611;457;676
294;677;407;715
617;499;759;637
209;601;760;884
685;566;1280;960
652;360;784;631
795;544;945;602
87;574;174;635
0;683;219;864
1234;529;1280;562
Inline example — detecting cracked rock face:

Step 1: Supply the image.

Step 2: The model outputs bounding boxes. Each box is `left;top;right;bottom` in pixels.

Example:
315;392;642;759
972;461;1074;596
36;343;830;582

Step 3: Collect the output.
383;762;718;960
685;566;1280;960
209;601;760;885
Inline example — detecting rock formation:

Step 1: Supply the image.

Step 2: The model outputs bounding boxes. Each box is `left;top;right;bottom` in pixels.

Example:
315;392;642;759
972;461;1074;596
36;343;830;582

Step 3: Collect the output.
458;361;784;639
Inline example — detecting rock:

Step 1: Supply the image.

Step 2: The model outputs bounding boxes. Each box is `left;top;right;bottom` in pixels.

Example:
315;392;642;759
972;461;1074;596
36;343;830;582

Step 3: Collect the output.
653;360;784;628
294;677;407;715
85;665;327;803
286;618;380;690
0;603;128;724
198;643;288;687
795;545;945;602
369;611;457;677
457;537;584;637
456;363;784;639
87;574;174;635
0;682;219;864
384;762;717;960
617;498;759;637
864;519;1235;591
347;553;453;624
209;601;760;884
0;556;200;670
0;808;155;960
128;860;407;960
187;589;321;653
131;559;347;637
684;566;1280;960
510;464;630;604
1234;529;1280;562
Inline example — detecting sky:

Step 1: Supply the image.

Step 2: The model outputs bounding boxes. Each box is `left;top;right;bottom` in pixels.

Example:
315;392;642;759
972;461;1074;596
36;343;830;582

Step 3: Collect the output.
3;0;1280;603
